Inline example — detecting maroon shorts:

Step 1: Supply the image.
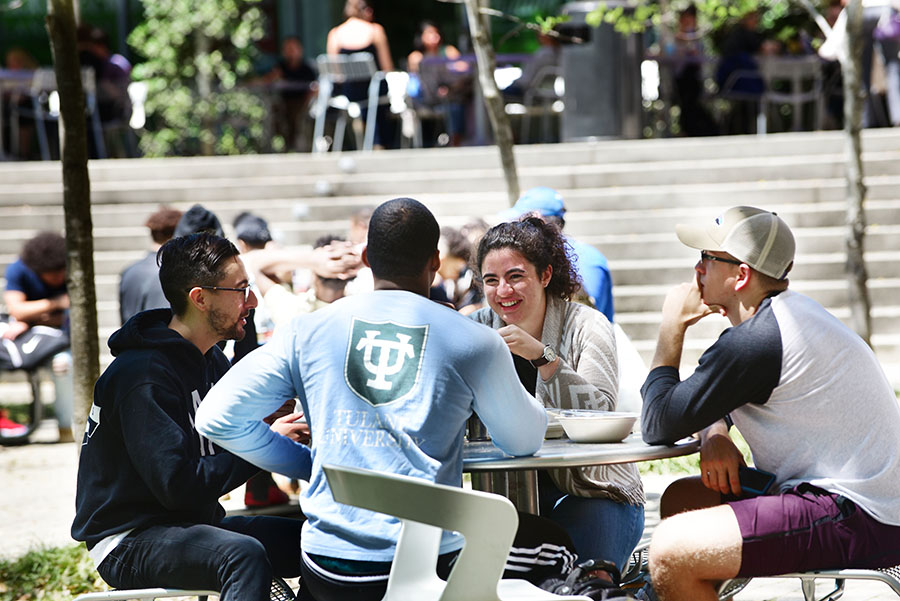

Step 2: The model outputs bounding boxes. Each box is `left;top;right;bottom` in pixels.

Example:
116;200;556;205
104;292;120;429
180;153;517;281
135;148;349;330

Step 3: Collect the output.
728;483;900;577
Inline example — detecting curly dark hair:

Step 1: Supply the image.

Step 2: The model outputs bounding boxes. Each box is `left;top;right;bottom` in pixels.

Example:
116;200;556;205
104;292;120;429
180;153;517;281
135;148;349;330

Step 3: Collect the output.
21;231;67;274
475;217;581;301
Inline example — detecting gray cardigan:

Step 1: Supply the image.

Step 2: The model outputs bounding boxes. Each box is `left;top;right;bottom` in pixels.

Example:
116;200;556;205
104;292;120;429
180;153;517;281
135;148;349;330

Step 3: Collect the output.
471;297;645;506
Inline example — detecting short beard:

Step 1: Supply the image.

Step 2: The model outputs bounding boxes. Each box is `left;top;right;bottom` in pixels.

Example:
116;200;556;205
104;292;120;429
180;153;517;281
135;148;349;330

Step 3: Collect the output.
208;307;245;341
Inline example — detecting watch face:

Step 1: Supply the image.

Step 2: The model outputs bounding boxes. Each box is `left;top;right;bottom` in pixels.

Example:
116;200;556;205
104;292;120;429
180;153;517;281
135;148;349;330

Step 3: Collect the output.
544;346;557;362
531;345;557;367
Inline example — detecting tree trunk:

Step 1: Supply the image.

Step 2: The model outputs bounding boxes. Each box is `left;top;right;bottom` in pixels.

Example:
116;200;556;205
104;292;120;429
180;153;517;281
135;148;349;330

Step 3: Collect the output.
840;0;873;346
464;0;520;205
46;0;100;448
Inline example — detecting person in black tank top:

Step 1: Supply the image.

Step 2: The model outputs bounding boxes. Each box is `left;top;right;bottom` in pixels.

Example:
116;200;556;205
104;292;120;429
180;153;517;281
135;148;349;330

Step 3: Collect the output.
326;0;396;148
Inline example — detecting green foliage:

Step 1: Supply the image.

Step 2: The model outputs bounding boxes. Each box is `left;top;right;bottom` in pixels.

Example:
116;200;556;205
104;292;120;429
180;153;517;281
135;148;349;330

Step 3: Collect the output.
128;0;269;156
536;15;571;34
0;544;105;601
585;0;827;51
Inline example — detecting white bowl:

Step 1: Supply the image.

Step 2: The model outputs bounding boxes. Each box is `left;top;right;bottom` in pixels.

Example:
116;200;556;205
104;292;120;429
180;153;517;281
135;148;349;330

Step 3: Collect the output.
556;410;639;443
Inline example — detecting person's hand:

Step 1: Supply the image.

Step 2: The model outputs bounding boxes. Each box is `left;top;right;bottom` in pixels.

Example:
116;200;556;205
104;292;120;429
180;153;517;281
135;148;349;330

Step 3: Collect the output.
53;294;70;311
699;432;745;496
1;319;29;340
661;279;720;330
497;324;544;361
263;400;297;425
270;412;310;445
313;242;361;280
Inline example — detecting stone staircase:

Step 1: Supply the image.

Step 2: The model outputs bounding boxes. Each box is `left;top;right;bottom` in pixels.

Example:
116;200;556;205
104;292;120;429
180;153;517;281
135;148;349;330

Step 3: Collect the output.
2;128;900;386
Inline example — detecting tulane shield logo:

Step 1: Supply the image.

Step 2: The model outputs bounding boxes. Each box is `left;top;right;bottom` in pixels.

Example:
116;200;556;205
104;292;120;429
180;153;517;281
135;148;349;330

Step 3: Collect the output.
345;318;428;406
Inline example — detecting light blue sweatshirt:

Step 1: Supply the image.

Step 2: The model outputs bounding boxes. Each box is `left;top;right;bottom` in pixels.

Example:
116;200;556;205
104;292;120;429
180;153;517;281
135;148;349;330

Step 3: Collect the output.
196;290;547;561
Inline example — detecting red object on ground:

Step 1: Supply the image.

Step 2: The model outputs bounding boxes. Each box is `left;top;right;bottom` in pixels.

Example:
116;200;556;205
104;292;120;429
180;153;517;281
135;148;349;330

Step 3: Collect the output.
0;410;27;436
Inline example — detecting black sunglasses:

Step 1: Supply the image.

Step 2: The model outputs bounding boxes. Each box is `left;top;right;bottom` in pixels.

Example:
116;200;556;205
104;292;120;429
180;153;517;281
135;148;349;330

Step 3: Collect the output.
700;251;743;266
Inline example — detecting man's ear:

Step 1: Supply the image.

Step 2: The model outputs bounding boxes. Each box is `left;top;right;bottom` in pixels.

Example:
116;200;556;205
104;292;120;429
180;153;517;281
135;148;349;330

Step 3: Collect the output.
430;249;441;272
187;287;208;313
734;264;752;291
361;246;371;268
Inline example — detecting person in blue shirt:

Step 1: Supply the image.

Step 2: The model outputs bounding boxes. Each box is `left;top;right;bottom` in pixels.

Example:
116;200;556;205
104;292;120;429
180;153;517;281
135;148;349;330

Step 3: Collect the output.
197;198;564;601
498;187;614;321
3;231;73;441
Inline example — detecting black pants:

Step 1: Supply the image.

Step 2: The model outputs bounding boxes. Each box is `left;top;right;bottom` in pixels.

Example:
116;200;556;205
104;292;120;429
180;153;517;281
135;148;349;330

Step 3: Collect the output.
97;516;302;601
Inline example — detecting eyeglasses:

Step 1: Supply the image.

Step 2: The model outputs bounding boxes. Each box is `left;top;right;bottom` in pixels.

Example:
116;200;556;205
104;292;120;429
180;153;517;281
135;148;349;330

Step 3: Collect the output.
700;251;743;266
196;285;252;301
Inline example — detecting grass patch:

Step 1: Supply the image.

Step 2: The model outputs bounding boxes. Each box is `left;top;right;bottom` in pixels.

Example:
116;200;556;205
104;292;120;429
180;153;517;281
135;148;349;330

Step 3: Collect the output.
0;544;107;601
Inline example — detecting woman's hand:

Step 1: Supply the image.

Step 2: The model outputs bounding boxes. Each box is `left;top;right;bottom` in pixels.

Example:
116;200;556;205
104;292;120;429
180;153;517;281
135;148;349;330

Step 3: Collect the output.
497;324;544;360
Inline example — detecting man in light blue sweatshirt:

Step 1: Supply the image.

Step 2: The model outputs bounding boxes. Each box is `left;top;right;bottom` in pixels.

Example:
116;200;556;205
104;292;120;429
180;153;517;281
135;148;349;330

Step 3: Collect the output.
197;197;550;601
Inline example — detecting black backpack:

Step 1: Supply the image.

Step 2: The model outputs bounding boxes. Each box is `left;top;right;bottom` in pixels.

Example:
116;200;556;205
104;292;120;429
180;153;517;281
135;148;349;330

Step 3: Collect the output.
0;320;69;371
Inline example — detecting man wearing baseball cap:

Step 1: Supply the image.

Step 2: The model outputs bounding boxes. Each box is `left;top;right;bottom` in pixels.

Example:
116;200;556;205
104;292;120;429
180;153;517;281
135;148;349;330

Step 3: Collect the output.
498;187;614;321
640;206;900;601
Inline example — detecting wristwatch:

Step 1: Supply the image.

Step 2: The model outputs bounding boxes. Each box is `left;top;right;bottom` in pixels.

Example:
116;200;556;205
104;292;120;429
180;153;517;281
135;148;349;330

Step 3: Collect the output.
530;345;558;367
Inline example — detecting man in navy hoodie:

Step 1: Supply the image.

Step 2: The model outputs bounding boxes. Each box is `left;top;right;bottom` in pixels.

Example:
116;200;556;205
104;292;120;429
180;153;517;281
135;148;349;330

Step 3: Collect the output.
72;233;305;601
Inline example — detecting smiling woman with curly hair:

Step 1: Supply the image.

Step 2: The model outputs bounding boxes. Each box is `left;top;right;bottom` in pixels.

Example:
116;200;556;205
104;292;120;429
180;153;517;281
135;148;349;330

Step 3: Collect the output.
470;216;645;571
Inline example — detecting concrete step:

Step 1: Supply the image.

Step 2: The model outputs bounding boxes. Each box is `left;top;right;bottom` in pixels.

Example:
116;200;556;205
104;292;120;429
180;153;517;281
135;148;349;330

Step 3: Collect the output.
585;222;900;261
3;128;900;187
1;191;898;262
5;145;900;206
564;198;900;239
609;250;900;287
5;170;900;233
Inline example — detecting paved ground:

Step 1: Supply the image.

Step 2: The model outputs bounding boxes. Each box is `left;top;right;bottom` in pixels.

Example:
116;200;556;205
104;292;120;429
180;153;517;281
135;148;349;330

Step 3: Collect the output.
1;421;896;600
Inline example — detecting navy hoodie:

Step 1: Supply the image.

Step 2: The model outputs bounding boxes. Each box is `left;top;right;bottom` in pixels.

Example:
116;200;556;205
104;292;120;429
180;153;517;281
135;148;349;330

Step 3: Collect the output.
71;309;259;549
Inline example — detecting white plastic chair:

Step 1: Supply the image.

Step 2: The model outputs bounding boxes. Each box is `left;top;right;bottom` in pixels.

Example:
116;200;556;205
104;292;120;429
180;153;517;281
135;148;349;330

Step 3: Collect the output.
312;53;386;152
71;588;218;601
758;55;825;133
323;464;591;601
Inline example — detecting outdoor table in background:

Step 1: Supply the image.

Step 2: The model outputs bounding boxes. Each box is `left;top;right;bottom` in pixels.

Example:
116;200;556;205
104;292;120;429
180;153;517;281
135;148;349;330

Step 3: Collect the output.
463;433;700;514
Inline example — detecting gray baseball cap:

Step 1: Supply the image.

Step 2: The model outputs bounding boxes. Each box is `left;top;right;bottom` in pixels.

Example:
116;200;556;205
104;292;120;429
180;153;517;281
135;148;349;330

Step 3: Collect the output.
675;206;795;280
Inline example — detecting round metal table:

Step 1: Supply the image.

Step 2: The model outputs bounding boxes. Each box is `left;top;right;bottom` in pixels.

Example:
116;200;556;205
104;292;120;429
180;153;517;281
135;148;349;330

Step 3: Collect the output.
462;433;700;513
